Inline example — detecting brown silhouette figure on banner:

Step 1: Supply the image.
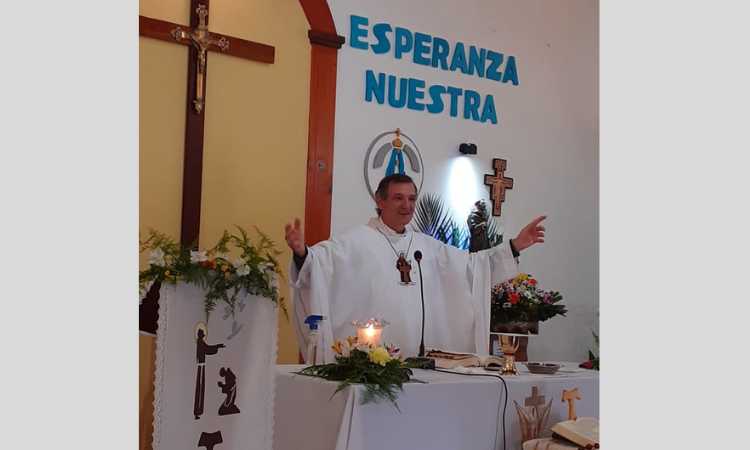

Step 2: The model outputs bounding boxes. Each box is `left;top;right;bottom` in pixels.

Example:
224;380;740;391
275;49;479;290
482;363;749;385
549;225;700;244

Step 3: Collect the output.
198;431;223;450
194;323;225;420
217;367;240;416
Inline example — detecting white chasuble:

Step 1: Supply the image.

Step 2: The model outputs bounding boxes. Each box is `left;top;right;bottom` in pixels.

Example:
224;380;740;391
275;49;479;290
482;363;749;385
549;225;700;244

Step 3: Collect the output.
290;218;518;363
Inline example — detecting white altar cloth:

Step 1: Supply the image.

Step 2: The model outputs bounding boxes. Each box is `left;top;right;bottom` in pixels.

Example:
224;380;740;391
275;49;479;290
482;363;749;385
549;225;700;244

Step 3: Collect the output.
274;363;598;450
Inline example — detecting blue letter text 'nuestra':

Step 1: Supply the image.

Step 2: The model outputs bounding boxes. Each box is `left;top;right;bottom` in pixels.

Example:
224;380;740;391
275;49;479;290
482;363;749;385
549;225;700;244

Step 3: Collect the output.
350;14;520;125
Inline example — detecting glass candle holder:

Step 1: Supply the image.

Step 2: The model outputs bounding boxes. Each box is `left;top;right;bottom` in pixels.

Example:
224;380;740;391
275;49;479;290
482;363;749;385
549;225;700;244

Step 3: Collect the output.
351;318;389;347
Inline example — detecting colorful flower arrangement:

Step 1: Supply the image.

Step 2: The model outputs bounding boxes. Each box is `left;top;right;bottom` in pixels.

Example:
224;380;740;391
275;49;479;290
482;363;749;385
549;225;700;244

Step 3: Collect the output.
298;336;421;410
139;226;286;320
490;273;566;333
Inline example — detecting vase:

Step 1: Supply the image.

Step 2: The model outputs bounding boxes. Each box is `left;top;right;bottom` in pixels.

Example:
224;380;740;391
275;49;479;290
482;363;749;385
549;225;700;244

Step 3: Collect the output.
491;321;539;335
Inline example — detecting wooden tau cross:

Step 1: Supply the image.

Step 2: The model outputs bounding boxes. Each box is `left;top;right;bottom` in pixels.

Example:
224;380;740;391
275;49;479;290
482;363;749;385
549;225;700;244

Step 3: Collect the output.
561;388;582;420
484;158;514;217
525;386;546;408
139;0;275;247
396;254;412;284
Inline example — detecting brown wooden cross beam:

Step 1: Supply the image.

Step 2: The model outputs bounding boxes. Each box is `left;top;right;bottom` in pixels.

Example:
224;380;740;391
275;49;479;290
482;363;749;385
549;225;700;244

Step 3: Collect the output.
139;0;275;248
484;158;514;217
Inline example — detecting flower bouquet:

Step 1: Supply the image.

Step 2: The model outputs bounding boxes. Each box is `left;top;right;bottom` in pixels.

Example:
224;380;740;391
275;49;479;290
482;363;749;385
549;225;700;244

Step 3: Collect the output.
490;273;566;334
139;226;286;320
297;337;422;410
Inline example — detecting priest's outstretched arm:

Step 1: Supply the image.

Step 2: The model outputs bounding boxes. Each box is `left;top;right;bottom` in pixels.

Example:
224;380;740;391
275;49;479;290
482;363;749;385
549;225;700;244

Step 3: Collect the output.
284;217;339;362
462;215;547;284
508;215;546;255
492;215;546;281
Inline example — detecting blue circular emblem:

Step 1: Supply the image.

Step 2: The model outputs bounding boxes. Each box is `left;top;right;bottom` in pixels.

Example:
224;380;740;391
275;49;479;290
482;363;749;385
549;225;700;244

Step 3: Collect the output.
363;129;425;200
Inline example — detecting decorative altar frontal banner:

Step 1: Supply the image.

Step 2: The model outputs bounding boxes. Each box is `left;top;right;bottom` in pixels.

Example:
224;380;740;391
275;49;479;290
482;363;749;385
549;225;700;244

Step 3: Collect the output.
153;283;278;450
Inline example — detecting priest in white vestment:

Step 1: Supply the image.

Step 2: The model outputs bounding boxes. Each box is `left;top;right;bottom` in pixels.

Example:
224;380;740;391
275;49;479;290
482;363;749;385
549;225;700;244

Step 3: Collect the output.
286;174;546;363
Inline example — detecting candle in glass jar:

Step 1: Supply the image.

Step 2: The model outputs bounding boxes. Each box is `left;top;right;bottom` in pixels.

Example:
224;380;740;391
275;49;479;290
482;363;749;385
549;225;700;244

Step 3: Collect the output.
356;323;383;346
352;318;388;347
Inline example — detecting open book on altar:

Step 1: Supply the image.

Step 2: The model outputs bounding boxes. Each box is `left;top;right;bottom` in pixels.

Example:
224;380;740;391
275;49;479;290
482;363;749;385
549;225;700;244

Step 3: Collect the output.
551;417;599;449
426;350;505;369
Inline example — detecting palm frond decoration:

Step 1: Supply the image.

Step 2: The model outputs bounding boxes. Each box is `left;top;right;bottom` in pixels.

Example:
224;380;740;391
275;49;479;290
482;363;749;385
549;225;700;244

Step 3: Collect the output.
414;193;450;236
414;193;469;250
487;219;503;247
450;227;470;249
467;200;504;252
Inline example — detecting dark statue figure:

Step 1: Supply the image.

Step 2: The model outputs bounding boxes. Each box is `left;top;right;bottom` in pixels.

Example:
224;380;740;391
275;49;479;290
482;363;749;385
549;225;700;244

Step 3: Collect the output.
468;200;491;253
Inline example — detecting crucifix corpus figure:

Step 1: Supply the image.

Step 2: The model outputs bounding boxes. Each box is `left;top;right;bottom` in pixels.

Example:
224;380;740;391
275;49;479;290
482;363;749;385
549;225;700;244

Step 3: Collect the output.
171;4;228;114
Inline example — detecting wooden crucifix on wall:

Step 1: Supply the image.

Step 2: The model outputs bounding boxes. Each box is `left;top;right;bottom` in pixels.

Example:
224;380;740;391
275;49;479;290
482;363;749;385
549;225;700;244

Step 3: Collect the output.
484;158;514;217
139;0;275;333
139;0;275;248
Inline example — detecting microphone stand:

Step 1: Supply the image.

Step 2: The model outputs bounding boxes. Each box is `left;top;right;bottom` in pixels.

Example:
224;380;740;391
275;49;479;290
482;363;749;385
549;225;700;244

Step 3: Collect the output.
417;252;426;357
404;250;435;370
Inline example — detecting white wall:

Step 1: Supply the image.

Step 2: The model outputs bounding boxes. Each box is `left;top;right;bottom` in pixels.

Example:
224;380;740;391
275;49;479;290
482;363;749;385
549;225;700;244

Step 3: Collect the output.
327;0;598;362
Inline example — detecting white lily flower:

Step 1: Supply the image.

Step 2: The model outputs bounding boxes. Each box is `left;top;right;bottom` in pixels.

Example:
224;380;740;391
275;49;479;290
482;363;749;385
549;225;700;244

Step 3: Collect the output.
190;250;208;263
236;264;251;276
148;248;166;267
232;258;246;269
258;261;275;273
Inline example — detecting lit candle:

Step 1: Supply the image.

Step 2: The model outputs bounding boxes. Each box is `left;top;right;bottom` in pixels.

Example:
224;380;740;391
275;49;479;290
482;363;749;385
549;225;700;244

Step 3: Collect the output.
357;324;382;346
353;318;388;347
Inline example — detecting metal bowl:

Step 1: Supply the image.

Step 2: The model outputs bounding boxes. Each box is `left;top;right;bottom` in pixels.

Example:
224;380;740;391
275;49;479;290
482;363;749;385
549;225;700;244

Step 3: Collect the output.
524;362;561;375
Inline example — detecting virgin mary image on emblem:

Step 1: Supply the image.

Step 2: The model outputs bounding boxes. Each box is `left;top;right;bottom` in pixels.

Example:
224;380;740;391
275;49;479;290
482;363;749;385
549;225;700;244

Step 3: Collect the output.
372;128;421;177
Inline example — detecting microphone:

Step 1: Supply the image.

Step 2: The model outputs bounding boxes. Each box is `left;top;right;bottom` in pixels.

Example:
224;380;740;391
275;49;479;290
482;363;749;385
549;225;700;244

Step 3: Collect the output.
414;250;425;357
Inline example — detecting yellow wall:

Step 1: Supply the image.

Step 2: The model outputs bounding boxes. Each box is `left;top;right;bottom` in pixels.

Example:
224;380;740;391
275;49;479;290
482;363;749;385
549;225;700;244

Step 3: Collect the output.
140;0;310;448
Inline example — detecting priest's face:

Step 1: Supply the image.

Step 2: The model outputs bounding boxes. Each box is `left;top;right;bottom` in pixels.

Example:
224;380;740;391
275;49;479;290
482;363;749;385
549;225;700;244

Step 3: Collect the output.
377;181;417;232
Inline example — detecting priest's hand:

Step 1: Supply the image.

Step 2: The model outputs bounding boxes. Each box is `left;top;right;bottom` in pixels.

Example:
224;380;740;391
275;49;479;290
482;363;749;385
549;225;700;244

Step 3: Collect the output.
511;215;546;252
284;218;306;257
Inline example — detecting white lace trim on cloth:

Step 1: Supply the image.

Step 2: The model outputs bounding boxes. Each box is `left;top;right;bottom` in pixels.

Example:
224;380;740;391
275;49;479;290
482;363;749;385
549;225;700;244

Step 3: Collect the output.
150;283;278;450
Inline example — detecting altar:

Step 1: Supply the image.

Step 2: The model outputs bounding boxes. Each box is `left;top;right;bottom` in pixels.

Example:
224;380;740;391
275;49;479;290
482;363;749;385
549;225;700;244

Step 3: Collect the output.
273;363;598;450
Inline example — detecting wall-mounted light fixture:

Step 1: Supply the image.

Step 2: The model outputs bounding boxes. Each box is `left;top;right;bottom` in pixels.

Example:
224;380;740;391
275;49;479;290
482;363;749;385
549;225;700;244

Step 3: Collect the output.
459;143;477;155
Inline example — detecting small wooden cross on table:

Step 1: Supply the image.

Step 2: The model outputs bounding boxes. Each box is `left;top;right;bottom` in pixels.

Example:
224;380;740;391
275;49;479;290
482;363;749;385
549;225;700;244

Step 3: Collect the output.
561;388;582;420
139;0;275;247
525;386;546;409
484;158;514;217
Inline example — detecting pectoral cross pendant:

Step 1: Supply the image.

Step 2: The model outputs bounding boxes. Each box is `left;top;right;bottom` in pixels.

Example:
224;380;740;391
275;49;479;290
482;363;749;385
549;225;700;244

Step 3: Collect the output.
396;253;413;285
